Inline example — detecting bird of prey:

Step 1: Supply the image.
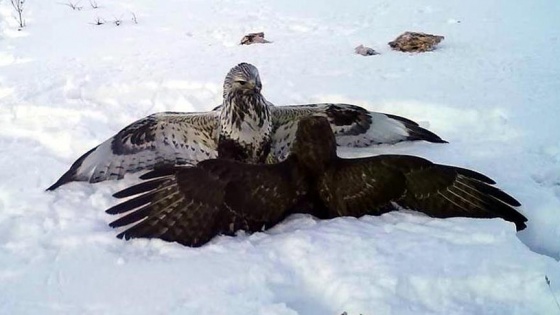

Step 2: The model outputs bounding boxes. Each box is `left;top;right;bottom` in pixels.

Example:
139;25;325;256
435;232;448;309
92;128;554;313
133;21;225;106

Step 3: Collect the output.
47;63;445;191
106;116;526;247
216;62;272;164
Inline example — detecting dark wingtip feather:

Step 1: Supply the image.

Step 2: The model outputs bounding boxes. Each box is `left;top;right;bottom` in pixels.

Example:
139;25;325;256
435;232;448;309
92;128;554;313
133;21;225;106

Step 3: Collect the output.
454;167;496;184
139;167;180;180
116;231;131;240
472;180;521;207
503;207;527;231
113;216;162;240
384;113;420;127
46;147;98;191
489;197;527;231
384;113;447;144
106;191;158;214
109;205;151;228
515;221;527;231
460;176;527;230
112;178;166;198
406;125;448;144
46;170;75;191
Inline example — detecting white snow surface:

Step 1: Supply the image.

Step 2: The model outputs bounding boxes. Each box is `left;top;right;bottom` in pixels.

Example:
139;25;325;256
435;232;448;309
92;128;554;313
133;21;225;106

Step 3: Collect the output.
1;0;560;314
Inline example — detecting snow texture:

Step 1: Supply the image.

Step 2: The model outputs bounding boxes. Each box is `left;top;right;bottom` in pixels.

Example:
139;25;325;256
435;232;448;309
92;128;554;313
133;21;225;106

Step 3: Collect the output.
1;0;560;314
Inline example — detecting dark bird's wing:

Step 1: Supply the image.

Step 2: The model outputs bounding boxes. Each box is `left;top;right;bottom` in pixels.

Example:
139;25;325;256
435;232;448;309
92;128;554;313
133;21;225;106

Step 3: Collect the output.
269;104;446;161
107;167;225;247
106;157;306;246
318;155;527;230
47;111;219;190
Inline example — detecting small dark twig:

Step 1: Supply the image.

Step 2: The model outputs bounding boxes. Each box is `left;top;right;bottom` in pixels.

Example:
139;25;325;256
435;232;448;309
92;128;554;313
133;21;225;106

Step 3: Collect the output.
64;1;83;11
10;0;26;29
131;12;138;24
89;0;99;9
546;276;560;312
91;16;105;25
113;16;122;26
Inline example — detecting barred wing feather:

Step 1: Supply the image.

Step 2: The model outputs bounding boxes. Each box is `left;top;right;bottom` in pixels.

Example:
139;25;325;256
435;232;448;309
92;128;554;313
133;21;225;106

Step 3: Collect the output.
270;104;446;161
47;111;219;190
106;158;305;246
318;155;527;230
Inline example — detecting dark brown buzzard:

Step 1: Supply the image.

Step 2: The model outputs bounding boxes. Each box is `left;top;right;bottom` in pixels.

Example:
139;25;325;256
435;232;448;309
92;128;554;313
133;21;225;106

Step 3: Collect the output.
106;116;526;247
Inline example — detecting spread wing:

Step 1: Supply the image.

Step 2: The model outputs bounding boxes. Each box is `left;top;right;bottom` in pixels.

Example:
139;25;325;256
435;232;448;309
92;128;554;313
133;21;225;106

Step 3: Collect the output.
106;157;306;247
47;111;219;190
269;103;446;161
318;155;527;230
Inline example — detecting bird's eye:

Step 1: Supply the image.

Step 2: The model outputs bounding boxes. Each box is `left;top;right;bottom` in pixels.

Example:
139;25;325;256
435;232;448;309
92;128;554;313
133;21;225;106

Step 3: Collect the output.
236;81;247;85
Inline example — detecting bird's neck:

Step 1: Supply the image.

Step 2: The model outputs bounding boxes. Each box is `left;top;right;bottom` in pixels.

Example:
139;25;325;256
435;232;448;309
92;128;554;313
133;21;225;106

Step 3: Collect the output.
296;148;336;177
219;91;270;134
222;91;267;115
217;91;272;163
292;137;338;176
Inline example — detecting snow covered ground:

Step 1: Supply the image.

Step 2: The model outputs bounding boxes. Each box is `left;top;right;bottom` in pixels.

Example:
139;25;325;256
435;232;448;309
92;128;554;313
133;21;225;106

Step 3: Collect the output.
1;0;560;314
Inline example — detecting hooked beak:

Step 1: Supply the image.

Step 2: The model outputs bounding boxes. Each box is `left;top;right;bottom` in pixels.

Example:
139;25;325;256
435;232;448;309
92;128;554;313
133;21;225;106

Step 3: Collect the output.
245;81;261;94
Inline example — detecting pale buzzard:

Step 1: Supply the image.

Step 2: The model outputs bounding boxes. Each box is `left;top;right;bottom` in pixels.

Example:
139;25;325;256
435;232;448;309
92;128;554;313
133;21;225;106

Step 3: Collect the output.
47;63;445;190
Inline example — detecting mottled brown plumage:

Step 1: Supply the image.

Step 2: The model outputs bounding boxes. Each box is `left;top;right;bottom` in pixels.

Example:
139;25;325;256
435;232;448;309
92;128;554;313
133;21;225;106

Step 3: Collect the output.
108;159;308;246
389;32;444;52
240;32;271;45
107;116;526;246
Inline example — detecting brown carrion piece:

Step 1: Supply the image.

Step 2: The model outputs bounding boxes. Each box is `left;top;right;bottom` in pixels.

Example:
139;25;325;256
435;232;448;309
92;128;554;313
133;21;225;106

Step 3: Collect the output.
240;32;272;45
389;32;444;52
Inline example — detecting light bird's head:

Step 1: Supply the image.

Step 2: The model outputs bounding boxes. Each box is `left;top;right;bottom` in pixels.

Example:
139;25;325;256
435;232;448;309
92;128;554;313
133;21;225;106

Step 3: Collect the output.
223;63;262;97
